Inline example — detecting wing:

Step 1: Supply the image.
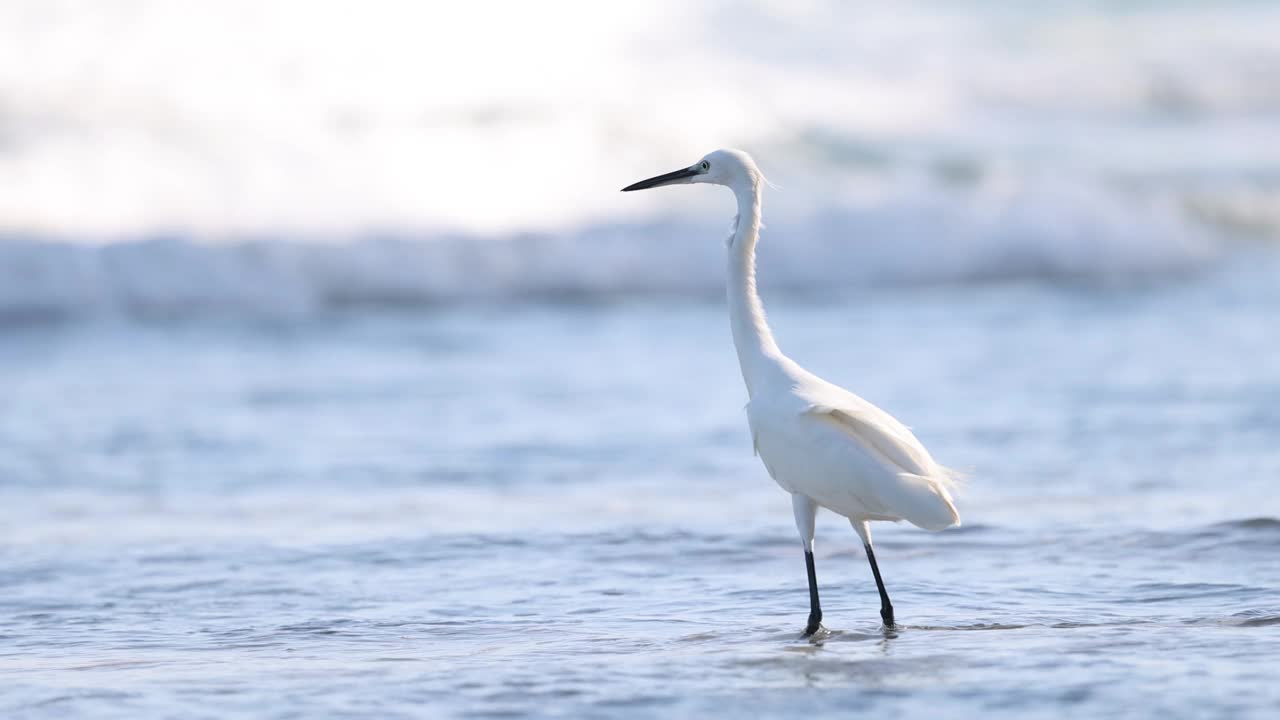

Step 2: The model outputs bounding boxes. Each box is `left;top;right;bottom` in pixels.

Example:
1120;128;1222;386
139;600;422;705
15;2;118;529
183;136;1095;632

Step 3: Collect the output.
806;404;940;480
796;383;960;531
791;377;946;478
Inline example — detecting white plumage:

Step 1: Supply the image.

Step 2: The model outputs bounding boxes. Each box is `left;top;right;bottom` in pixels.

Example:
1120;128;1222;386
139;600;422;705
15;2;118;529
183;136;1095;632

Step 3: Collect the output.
623;148;960;633
749;367;960;532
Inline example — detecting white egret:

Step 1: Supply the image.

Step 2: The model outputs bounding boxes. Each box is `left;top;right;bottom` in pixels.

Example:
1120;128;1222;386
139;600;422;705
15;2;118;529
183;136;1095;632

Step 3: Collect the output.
623;149;960;633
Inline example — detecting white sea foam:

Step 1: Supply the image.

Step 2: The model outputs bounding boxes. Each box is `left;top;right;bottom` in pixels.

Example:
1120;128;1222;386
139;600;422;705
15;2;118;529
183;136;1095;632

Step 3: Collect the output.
0;178;1221;323
1;1;1278;236
0;1;1276;321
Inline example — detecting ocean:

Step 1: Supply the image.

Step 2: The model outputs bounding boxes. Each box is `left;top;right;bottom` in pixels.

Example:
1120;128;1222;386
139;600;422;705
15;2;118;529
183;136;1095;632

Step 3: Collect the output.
3;1;1280;718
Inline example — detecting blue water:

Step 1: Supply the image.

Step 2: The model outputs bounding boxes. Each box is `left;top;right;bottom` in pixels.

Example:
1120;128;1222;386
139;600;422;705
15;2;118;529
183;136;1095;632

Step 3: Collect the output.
4;252;1280;718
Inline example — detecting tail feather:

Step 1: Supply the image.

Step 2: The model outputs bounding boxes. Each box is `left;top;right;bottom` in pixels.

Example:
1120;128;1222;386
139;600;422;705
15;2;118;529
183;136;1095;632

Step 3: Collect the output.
894;472;961;531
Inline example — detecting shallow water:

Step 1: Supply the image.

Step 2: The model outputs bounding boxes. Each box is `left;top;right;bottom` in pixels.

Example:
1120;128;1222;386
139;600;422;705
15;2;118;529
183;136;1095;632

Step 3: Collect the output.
4;252;1280;718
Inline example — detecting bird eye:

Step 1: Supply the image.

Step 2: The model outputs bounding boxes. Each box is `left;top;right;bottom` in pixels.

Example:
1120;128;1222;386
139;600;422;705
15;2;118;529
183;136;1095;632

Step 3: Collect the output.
701;161;710;171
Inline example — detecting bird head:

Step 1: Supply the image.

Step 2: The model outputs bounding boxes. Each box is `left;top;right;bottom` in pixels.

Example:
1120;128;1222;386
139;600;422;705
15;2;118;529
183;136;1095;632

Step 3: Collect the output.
621;149;762;193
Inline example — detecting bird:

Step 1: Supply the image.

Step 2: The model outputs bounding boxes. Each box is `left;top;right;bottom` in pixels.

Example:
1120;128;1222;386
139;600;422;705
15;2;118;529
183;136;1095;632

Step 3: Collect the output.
622;149;960;634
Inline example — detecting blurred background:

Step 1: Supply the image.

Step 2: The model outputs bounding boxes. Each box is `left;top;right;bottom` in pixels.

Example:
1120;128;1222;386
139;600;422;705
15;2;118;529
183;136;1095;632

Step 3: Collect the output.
5;0;1279;308
4;1;1280;718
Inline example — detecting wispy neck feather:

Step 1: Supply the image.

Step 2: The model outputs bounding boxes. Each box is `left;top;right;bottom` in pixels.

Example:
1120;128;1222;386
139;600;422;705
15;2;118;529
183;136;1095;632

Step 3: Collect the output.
726;179;781;396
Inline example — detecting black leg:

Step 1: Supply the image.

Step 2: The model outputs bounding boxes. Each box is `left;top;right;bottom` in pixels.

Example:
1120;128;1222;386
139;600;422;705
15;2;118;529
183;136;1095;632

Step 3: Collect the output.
803;550;823;636
864;543;895;627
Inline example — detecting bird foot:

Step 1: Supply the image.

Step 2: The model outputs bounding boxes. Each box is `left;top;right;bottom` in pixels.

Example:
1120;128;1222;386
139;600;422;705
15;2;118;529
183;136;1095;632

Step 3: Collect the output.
802;623;828;640
803;607;824;635
880;607;895;628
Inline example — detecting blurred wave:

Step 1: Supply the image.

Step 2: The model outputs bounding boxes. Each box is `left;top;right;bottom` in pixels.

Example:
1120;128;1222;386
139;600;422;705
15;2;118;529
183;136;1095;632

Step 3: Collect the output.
2;1;1279;323
2;0;1279;236
0;182;1225;324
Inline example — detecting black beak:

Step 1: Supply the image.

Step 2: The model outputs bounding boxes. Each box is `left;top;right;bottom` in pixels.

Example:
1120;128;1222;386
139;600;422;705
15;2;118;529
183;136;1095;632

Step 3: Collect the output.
621;166;699;192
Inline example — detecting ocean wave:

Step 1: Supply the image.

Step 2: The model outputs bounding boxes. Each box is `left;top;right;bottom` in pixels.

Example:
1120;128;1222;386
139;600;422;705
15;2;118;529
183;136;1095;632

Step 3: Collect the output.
0;185;1228;324
3;2;1280;239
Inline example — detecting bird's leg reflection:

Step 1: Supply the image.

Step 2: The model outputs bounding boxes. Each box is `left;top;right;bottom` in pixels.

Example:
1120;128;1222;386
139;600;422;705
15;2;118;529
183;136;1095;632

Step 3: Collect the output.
878;625;900;653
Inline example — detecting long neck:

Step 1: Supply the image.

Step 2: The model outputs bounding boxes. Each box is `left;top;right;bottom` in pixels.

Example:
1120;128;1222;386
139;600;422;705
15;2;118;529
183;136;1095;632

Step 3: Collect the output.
726;180;781;397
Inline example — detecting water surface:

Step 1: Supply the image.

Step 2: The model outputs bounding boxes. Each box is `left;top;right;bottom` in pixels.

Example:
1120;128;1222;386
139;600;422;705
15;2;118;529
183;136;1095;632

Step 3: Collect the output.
5;254;1280;718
